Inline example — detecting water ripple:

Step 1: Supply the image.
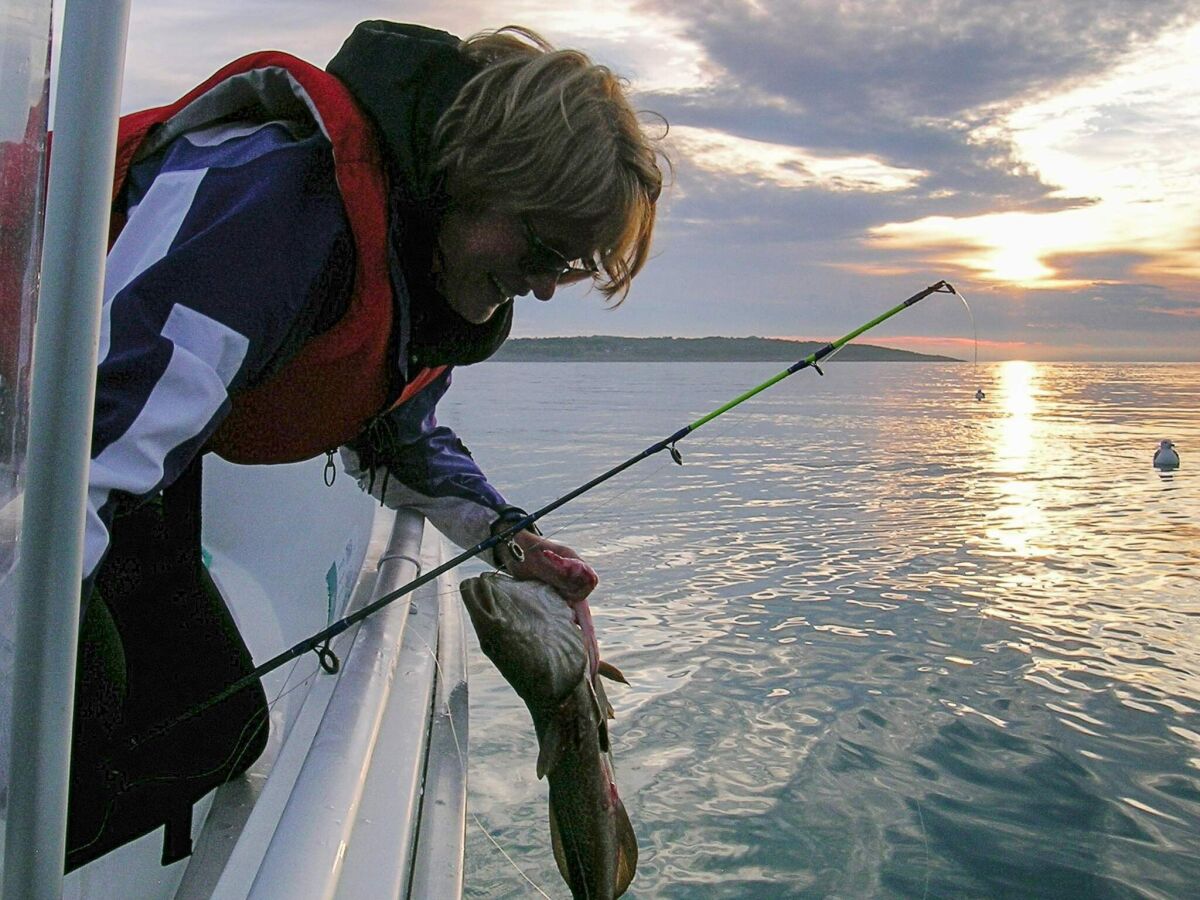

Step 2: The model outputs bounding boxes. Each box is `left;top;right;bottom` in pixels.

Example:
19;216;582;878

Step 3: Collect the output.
448;362;1200;898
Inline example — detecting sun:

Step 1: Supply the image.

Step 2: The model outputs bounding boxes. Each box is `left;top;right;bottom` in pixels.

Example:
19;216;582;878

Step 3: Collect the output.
871;212;1078;288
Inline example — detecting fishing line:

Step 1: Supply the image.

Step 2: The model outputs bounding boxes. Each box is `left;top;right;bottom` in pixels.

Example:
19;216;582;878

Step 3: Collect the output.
468;811;555;900
522;356;762;550
530;448;674;550
541;299;941;560
537;385;759;557
406;609;556;899
540;324;857;556
915;796;930;900
122;280;959;755
954;288;984;399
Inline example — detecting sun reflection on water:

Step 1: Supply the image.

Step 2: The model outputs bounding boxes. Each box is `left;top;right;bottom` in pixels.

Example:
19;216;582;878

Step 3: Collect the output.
986;361;1051;557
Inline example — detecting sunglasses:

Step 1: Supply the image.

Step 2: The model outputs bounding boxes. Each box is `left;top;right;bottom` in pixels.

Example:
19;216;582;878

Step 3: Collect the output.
520;218;599;285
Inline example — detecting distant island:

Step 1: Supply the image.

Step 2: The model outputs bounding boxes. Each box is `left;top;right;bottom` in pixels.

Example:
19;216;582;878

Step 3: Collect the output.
493;336;960;363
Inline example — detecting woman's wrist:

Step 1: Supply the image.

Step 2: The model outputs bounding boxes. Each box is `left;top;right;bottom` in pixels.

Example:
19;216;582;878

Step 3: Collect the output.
489;505;541;570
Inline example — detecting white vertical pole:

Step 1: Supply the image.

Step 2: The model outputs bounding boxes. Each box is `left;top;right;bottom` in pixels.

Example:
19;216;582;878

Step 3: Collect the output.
2;1;129;896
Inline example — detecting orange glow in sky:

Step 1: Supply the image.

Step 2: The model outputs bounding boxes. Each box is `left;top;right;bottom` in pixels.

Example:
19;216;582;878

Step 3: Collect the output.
867;23;1200;291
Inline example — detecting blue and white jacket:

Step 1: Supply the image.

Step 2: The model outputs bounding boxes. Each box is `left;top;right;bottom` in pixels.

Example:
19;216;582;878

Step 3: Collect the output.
86;115;512;585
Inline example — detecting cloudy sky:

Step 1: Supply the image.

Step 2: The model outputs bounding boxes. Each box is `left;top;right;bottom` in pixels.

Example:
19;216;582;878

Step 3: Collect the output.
58;1;1200;359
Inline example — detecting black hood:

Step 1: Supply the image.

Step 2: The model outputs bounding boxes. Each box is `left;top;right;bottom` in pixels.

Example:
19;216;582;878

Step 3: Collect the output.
327;21;477;201
327;21;512;370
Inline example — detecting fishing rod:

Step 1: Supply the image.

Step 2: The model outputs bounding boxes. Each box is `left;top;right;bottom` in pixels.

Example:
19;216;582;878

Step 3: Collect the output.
125;278;957;752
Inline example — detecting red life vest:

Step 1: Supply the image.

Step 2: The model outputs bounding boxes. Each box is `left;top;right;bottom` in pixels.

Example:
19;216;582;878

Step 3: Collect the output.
109;52;444;465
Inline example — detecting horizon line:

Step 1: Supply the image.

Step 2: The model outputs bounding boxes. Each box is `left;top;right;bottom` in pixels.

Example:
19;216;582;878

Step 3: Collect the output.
499;335;1200;363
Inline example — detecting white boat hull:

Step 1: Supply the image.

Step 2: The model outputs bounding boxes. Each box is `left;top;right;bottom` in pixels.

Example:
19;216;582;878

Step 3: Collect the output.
54;456;469;899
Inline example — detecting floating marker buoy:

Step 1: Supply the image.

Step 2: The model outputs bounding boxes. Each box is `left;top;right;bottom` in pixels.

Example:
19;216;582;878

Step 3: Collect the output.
1153;439;1180;470
975;388;986;401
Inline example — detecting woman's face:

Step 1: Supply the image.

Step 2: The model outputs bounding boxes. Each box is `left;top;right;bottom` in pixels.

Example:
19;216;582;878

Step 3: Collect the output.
434;207;592;324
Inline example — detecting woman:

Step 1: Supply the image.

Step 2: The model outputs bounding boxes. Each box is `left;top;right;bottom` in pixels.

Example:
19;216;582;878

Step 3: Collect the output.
69;20;665;869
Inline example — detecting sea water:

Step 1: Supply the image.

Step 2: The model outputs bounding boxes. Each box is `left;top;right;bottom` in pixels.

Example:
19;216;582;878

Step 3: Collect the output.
442;361;1199;899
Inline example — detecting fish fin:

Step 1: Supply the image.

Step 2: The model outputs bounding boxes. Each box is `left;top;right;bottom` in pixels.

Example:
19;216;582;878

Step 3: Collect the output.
598;660;629;684
536;720;567;780
589;677;612;752
593;675;615;720
613;796;639;897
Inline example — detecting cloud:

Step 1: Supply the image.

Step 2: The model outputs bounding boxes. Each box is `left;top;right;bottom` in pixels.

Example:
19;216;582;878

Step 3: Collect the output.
1144;306;1200;320
668;125;926;192
111;1;705;111
656;170;940;246
112;2;563;110
637;0;1200;213
989;280;1200;339
640;0;1197;129
862;22;1200;293
1041;251;1156;284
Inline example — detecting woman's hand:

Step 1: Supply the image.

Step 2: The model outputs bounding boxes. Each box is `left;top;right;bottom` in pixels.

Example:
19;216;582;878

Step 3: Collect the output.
496;530;598;604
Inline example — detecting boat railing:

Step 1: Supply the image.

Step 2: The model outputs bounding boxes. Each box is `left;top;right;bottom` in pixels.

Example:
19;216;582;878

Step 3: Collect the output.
178;505;468;900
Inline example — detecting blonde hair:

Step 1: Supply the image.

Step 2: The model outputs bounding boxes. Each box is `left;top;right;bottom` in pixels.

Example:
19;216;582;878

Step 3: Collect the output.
433;27;667;302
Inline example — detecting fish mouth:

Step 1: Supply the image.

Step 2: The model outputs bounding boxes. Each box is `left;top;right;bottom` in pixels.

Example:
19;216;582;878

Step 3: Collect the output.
461;576;501;622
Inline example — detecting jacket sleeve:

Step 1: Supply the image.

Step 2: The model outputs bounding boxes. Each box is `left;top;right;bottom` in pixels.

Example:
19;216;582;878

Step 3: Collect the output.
85;123;352;589
339;367;512;565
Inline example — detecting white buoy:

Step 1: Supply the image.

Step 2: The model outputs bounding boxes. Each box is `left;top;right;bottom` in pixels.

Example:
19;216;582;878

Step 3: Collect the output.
1153;440;1180;470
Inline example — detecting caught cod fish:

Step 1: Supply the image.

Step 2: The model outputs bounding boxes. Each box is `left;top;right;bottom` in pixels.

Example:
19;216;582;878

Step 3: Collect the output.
460;571;637;899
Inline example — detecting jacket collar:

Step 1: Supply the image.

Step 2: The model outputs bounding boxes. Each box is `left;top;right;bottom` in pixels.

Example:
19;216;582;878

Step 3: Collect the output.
328;20;512;372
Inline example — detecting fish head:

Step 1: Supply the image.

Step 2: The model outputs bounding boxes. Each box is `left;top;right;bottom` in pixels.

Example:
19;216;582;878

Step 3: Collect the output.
460;573;587;708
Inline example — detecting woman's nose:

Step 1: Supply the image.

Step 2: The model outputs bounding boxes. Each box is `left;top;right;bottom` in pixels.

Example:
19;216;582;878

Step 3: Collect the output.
529;273;558;302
